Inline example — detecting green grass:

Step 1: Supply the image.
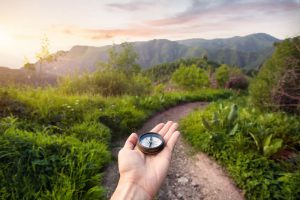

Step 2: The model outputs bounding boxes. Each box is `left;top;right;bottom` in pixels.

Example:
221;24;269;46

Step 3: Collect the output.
0;86;233;199
180;97;300;199
0;124;110;199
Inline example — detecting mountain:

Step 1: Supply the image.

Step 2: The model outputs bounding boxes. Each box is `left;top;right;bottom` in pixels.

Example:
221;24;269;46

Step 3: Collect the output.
39;33;280;76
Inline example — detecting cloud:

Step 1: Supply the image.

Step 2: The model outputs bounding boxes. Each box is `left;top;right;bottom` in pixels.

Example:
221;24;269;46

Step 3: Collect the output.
53;25;165;40
40;0;300;42
106;1;152;11
147;0;300;26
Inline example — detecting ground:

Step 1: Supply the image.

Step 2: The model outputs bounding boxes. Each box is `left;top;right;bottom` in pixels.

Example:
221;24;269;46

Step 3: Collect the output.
103;102;245;200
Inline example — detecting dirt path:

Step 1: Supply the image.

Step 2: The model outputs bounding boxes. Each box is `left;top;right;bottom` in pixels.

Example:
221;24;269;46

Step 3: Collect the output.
103;102;245;200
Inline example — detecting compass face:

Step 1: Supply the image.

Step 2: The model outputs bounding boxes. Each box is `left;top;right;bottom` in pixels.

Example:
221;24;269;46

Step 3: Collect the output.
140;133;163;148
138;132;165;154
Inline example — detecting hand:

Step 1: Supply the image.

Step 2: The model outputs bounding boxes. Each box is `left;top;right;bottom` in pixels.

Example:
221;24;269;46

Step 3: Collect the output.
111;121;180;200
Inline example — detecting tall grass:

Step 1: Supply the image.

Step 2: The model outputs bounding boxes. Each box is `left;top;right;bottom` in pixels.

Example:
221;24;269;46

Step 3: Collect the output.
0;86;233;199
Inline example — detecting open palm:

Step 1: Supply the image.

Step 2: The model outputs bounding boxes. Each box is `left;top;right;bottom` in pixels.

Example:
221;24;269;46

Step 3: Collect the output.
117;121;180;198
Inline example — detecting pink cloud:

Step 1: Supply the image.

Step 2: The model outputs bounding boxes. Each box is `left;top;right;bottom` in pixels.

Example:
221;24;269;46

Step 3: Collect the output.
147;0;300;26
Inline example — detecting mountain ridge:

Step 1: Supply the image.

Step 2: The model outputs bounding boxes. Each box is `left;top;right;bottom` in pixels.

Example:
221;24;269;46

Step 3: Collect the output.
37;33;280;76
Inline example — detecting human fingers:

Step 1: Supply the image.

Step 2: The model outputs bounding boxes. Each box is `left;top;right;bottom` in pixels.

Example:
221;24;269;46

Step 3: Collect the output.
163;122;178;142
166;131;180;151
123;133;138;150
150;123;165;133
158;121;173;137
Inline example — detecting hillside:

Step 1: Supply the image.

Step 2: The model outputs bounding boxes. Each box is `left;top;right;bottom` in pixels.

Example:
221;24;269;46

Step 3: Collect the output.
0;66;57;86
38;33;279;76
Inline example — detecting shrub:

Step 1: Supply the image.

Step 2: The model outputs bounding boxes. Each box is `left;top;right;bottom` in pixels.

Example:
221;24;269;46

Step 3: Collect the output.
60;71;152;97
69;122;111;143
215;65;248;90
215;64;230;87
0;128;110;199
225;74;249;90
92;70;129;96
98;99;147;136
250;37;300;114
129;74;152;96
171;64;209;90
58;74;93;95
180;98;300;199
0;89;27;117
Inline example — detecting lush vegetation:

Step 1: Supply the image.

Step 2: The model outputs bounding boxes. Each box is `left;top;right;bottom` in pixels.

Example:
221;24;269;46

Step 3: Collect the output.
180;97;300;199
1;35;299;200
0;86;232;199
171;64;209;89
144;57;218;83
180;36;300;199
250;37;300;114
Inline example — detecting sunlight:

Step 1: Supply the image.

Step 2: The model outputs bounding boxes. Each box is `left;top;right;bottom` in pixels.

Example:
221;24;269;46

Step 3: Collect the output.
0;29;13;47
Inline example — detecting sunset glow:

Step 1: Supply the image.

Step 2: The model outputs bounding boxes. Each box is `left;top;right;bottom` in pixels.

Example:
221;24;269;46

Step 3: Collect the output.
0;0;300;68
0;29;12;47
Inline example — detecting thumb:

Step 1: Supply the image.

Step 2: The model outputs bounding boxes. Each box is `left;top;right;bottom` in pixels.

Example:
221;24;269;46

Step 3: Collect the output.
123;133;138;150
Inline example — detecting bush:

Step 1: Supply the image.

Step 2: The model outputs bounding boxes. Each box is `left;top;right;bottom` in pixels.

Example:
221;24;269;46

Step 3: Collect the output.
60;71;152;97
172;64;209;89
98;101;146;136
0;89;27;118
225;74;249;90
215;64;230;87
92;70;129;96
129;74;152;96
215;65;248;90
180;98;300;199
0;127;110;199
250;37;300;114
69;122;111;143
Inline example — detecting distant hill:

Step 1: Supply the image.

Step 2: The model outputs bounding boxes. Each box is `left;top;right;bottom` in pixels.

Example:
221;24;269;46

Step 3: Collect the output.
37;33;280;76
0;66;57;86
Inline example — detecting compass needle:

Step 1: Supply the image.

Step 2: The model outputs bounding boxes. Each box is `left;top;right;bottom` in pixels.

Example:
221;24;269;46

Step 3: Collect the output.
137;132;165;154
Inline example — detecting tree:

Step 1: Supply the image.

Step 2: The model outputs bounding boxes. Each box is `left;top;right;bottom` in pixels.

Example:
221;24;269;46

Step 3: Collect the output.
35;36;53;83
100;42;140;77
171;64;209;90
250;36;300;113
215;64;230;87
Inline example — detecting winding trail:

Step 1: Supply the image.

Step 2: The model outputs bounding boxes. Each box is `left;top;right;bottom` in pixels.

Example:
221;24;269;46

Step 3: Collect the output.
103;102;245;200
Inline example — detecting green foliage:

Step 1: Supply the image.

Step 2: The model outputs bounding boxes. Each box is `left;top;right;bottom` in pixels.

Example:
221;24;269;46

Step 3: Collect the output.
130;74;153;96
0;85;232;199
172;64;209;90
0;89;27;118
69;122;111;143
180;98;300;199
0;126;110;199
100;42;140;77
250;37;300;113
214;65;249;90
59;71;152;97
263;135;283;157
59;42;151;97
215;64;230;87
92;70;130;96
144;57;218;83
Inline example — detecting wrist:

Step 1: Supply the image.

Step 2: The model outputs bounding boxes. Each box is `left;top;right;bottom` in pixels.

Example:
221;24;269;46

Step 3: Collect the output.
111;178;152;200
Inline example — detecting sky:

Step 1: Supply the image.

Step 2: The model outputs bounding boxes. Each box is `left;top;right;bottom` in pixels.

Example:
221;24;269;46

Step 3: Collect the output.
0;0;300;68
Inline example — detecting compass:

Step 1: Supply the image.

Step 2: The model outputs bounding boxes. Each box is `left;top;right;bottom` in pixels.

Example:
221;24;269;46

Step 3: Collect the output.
137;132;165;154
